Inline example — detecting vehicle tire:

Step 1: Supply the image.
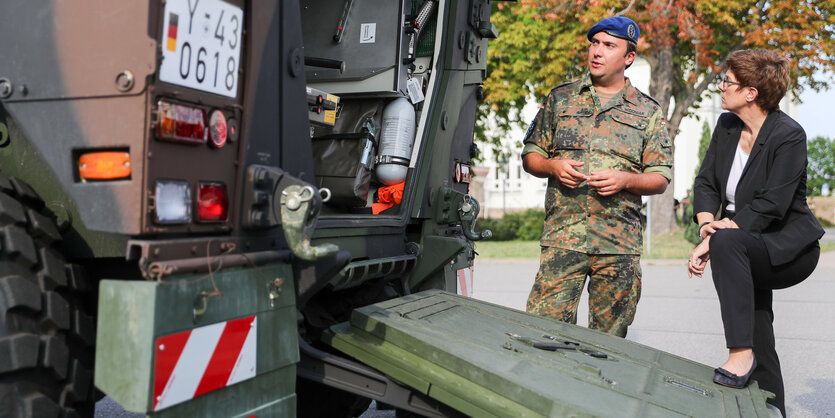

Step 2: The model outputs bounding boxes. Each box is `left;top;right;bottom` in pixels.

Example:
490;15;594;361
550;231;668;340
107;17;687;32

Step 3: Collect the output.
0;173;97;418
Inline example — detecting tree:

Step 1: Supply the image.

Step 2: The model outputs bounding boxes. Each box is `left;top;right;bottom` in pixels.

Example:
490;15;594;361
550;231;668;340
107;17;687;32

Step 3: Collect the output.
807;136;835;196
683;121;713;244
481;0;835;235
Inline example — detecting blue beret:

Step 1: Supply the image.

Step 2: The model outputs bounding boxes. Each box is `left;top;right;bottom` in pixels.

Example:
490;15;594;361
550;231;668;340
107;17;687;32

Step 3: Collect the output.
587;16;639;43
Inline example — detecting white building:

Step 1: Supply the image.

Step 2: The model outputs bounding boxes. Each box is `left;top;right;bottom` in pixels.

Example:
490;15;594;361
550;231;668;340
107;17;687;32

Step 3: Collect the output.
478;58;797;219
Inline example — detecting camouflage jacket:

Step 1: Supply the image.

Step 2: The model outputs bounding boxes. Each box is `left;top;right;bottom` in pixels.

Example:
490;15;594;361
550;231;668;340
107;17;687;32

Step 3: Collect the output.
522;74;672;255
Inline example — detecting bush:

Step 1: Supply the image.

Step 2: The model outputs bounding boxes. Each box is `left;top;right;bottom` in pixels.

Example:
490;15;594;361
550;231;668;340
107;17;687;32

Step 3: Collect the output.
478;209;545;241
818;216;835;228
683;204;701;245
516;209;546;240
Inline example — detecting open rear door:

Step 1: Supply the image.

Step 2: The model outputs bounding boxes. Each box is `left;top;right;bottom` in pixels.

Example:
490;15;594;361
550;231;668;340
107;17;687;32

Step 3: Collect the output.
324;290;777;417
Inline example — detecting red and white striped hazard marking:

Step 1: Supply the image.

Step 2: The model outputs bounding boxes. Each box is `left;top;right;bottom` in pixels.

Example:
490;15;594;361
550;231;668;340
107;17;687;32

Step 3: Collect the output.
457;266;473;297
153;315;257;411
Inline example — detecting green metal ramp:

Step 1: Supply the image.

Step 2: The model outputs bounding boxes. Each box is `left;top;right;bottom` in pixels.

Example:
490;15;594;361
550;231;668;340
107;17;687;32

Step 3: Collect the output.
324;290;777;417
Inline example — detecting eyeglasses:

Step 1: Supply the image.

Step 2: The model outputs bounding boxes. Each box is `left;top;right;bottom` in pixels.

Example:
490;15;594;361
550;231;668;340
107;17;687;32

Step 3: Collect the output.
720;76;741;87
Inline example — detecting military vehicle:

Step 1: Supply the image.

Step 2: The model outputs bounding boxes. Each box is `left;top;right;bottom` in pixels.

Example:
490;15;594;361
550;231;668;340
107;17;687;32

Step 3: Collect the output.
0;1;779;417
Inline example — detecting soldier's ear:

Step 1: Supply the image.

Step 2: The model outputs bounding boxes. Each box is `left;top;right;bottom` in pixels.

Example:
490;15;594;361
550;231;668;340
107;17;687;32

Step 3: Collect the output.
624;51;636;67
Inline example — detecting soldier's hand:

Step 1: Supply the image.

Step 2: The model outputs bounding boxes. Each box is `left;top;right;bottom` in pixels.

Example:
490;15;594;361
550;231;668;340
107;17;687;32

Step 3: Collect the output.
552;159;587;188
587;170;629;196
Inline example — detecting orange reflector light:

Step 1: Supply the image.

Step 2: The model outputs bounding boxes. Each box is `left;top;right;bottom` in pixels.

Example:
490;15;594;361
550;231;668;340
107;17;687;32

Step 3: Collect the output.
197;183;228;222
156;100;207;144
78;152;131;180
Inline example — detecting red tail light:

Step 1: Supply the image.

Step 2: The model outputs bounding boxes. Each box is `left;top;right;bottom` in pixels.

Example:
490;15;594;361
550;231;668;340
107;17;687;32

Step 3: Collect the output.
197;183;228;222
156;100;208;144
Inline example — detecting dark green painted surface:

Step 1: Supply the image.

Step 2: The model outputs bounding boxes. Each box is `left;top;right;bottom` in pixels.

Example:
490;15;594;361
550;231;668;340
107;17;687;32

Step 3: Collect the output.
407;234;467;289
326;290;774;417
95;264;299;416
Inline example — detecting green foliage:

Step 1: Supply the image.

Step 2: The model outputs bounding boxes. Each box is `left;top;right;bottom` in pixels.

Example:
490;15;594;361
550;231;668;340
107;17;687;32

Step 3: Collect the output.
477;209;545;241
818;216;835;228
695;122;712;177
683;121;714;244
479;1;835;164
806;136;835;196
683;204;701;245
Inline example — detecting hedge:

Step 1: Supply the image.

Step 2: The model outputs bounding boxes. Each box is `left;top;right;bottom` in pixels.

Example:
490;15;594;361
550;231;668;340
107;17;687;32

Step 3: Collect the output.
476;209;545;241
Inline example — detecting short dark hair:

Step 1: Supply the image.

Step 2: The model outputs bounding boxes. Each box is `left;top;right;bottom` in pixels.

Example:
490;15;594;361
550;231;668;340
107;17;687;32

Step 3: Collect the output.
626;40;637;55
624;40;637;69
725;49;790;111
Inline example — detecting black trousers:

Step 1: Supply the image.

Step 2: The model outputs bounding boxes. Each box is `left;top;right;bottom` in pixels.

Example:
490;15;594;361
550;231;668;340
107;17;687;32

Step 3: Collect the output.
710;229;820;415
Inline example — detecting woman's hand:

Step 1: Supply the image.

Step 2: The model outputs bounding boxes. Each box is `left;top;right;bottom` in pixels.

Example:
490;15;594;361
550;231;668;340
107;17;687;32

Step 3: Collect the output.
699;217;739;239
688;237;711;278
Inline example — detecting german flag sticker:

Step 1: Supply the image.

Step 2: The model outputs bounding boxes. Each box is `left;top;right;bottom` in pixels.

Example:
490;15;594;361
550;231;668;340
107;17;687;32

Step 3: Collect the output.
166;13;178;52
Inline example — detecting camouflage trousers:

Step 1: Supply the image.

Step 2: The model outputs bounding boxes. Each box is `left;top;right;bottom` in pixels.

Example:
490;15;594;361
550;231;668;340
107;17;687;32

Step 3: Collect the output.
526;247;641;337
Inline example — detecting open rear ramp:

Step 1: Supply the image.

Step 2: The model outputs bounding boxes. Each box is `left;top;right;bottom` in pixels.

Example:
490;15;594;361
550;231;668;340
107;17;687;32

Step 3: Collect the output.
324;290;778;417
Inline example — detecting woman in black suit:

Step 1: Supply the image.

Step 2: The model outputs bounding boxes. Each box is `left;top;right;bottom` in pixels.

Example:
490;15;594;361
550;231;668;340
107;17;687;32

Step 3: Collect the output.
688;49;824;415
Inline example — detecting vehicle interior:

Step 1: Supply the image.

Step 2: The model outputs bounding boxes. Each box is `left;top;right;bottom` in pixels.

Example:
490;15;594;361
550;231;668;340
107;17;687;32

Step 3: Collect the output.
301;0;439;217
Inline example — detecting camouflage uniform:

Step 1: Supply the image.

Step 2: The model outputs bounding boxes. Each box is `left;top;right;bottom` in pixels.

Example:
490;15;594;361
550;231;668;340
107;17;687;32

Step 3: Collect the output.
523;74;672;337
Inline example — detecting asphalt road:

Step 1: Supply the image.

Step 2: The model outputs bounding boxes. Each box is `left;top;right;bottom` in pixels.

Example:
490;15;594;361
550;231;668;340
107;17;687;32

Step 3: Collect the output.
99;232;835;417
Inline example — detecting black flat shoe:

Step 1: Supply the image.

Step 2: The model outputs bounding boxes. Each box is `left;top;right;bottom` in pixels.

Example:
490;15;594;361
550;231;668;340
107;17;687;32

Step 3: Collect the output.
713;357;757;389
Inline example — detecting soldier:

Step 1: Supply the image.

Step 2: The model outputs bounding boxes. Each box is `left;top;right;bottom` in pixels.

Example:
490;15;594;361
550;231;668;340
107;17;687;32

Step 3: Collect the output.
522;16;672;337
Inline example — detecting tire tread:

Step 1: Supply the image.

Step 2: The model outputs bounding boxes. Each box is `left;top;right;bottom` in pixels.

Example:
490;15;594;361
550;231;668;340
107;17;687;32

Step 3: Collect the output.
0;275;42;311
0;174;96;418
0;334;40;373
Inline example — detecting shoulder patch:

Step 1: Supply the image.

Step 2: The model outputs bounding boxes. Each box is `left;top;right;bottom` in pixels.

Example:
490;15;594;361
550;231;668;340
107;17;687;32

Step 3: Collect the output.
523;119;537;142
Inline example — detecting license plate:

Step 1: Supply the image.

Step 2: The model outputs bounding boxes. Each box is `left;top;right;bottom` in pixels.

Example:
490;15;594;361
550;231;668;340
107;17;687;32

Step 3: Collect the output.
159;0;243;98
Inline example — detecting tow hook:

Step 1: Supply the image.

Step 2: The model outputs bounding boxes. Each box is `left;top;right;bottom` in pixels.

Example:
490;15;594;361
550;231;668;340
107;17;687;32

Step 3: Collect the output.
432;186;491;241
279;184;338;260
458;194;492;241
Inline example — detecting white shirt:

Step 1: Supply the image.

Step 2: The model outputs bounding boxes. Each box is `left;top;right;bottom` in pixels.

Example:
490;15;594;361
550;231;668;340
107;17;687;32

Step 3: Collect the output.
725;142;749;212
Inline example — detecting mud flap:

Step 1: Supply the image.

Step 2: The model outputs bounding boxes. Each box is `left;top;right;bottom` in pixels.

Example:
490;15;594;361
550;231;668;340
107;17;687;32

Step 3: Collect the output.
95;263;298;417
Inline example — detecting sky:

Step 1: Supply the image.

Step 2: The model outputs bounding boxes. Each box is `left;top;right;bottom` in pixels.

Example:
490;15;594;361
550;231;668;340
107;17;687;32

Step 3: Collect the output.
797;78;835;140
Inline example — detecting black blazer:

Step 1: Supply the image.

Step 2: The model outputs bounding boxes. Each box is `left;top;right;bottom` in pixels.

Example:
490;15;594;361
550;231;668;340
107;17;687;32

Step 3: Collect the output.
693;111;824;265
